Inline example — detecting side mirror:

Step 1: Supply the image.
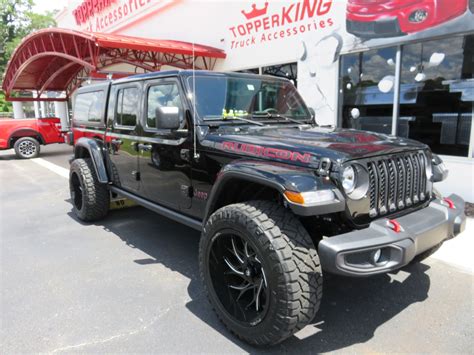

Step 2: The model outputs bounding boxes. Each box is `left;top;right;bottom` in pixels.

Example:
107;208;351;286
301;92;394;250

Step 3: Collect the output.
308;107;316;120
156;106;181;130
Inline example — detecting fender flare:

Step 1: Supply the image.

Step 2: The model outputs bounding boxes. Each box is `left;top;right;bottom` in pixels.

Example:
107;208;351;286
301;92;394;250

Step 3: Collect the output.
73;137;109;184
204;160;345;221
8;129;45;147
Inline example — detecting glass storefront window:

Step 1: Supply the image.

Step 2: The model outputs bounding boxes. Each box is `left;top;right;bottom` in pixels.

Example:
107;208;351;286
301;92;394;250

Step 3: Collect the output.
340;47;399;135
262;62;298;86
236;63;299;86
236;68;259;74
339;34;474;158
400;35;473;157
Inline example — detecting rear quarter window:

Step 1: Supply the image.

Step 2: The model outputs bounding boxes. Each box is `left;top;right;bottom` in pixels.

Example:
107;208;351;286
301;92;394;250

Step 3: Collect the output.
115;87;139;128
74;91;105;124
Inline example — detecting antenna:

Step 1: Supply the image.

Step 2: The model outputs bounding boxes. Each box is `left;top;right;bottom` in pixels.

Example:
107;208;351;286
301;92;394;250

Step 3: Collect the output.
192;41;198;159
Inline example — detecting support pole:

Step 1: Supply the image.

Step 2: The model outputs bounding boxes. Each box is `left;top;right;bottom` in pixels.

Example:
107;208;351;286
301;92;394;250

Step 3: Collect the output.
392;45;402;136
34;101;41;118
33;91;40;118
54;101;69;131
12;102;25;119
40;101;46;117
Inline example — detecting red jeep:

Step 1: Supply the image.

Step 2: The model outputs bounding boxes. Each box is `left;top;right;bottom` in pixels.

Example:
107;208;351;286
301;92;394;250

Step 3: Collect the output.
346;0;471;38
0;117;65;158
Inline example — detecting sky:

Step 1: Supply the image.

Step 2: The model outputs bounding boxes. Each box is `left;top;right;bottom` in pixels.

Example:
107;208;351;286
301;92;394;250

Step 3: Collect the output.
32;0;64;15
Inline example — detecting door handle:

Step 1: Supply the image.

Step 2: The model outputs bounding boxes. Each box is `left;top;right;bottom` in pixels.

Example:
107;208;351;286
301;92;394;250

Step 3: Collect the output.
111;139;123;145
138;143;152;152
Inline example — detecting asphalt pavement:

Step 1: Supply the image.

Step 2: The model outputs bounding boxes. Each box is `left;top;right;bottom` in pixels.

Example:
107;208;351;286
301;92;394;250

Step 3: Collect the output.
1;144;472;354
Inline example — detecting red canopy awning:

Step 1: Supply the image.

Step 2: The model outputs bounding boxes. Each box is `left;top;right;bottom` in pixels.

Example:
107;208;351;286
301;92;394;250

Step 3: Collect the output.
2;28;226;101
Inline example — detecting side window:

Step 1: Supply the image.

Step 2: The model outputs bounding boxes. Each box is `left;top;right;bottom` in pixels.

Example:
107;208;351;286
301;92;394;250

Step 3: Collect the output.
106;86;117;124
116;87;139;127
147;83;183;128
74;91;104;123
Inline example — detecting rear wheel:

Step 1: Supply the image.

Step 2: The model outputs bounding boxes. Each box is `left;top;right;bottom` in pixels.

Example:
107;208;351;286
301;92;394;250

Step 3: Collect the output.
69;158;109;222
14;137;40;159
199;201;323;346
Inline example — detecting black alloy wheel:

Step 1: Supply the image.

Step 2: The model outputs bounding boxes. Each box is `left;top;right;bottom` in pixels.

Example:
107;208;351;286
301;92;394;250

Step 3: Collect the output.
208;231;270;325
70;171;83;211
69;158;109;222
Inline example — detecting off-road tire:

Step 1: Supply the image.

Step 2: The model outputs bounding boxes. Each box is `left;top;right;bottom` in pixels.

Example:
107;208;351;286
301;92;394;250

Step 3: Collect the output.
69;158;109;222
109;161;121;187
199;200;323;346
412;242;443;264
14;137;40;159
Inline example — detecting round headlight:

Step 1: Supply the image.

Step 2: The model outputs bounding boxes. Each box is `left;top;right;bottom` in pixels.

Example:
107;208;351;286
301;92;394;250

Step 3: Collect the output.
342;166;356;194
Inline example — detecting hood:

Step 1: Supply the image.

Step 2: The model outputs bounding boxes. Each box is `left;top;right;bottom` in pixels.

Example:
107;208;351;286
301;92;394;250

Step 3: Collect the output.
204;125;427;167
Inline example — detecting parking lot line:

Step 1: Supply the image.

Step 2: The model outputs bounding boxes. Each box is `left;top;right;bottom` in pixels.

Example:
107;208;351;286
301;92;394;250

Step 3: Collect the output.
31;157;69;179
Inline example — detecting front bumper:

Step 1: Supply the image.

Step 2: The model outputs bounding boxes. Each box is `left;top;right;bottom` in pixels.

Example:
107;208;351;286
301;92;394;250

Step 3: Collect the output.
318;194;466;277
346;17;404;38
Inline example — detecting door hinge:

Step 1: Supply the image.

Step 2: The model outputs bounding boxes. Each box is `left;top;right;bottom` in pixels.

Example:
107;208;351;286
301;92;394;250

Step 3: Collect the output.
180;149;190;162
132;171;141;181
181;184;193;198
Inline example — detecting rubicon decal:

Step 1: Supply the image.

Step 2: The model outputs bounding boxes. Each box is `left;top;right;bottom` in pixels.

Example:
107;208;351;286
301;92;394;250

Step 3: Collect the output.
222;141;311;163
229;0;334;50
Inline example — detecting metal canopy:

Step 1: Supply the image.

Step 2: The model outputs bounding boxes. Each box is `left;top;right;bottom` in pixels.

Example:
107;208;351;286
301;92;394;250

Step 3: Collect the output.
2;28;226;101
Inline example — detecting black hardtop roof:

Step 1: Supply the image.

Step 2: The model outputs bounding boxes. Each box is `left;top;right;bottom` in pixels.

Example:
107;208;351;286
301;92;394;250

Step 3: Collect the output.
115;70;292;84
75;70;292;94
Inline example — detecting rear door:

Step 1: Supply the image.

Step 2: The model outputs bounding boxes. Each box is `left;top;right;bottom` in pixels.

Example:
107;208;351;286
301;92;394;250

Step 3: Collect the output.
138;77;192;210
107;83;142;193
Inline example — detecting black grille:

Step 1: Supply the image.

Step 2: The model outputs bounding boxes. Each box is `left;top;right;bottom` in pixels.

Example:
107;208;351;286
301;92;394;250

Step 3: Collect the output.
366;152;429;218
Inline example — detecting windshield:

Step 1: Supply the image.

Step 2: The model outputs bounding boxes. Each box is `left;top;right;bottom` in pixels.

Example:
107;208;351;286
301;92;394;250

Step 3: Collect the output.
186;75;311;122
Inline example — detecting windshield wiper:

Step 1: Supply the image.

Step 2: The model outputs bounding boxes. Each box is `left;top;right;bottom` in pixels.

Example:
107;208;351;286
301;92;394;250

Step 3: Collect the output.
203;115;264;126
253;112;310;124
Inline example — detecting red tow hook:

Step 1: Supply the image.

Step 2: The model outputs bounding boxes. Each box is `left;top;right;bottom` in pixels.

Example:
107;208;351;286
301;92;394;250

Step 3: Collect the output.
443;198;456;209
387;219;402;233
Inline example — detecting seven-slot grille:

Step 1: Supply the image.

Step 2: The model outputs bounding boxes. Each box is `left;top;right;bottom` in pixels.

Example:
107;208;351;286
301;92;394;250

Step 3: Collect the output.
366;151;429;218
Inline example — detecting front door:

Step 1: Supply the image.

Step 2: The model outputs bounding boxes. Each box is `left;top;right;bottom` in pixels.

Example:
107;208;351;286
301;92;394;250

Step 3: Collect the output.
108;84;142;193
138;78;192;210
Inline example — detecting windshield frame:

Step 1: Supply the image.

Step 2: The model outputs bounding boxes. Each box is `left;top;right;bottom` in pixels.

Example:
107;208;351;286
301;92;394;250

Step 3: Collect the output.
183;73;313;125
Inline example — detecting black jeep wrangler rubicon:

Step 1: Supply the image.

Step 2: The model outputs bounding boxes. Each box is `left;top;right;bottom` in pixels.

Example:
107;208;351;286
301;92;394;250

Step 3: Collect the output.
69;70;466;346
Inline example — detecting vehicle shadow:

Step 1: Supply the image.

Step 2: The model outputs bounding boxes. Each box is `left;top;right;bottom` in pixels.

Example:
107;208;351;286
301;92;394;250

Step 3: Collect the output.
66;205;431;353
0;145;72;161
0;151;18;161
37;149;73;158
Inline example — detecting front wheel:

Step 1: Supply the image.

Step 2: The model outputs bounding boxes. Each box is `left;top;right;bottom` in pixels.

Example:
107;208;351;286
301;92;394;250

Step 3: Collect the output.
69;158;109;222
14;137;40;159
199;201;323;346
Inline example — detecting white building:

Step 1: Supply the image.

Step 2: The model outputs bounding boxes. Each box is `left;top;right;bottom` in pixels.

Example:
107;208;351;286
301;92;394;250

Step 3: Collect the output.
28;0;474;200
